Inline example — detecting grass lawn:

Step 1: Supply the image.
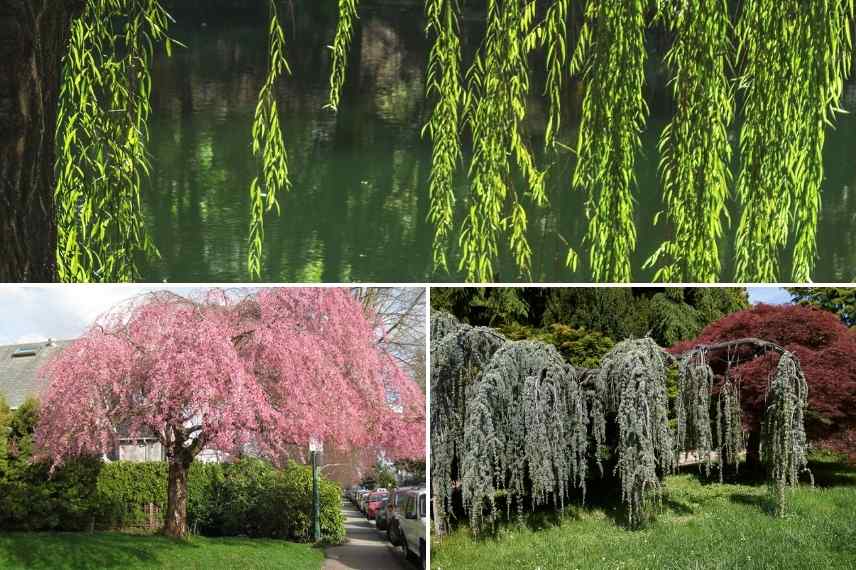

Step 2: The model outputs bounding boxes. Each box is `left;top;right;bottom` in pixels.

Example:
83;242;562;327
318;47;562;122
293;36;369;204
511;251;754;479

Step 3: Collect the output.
0;532;324;570
432;456;856;570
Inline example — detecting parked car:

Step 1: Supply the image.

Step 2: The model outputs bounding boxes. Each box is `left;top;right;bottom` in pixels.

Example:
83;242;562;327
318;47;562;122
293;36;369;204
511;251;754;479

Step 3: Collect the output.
375;497;391;530
360;490;373;513
366;491;388;520
356;489;370;511
386;486;415;546
396;488;427;568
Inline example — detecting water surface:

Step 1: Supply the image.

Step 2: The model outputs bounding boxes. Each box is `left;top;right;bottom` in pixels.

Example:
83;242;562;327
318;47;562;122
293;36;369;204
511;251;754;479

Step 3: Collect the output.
141;2;856;282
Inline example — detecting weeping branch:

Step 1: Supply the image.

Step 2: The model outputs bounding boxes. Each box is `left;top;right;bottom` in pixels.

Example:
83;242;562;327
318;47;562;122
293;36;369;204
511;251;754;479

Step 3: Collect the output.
327;0;360;112
459;0;545;282
571;0;647;282
55;0;173;282
247;0;291;279
424;0;464;273
646;0;733;283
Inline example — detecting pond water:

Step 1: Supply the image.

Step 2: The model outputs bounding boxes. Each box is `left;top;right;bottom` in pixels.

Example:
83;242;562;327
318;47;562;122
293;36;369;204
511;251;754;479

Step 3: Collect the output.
140;2;856;283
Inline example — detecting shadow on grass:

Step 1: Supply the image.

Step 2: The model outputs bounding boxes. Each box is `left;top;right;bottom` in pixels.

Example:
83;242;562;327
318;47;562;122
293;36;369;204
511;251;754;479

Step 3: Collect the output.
0;532;198;569
728;493;775;514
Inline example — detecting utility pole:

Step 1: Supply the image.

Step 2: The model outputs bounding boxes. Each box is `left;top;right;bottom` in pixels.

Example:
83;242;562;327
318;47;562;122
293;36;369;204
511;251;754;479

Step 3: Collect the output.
310;439;322;542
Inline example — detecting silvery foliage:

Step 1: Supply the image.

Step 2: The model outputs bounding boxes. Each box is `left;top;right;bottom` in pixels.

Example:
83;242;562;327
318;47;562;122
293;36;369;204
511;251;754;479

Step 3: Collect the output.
430;311;506;528
595;338;675;527
715;376;743;483
460;341;591;534
761;351;812;515
676;348;715;474
676;348;744;482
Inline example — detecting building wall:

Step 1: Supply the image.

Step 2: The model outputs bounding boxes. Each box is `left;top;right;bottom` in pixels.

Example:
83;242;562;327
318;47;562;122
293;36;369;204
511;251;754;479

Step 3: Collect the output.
118;439;164;462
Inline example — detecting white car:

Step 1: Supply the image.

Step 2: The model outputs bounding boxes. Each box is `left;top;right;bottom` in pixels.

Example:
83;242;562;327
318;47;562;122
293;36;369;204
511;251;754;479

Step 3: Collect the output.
396;488;427;568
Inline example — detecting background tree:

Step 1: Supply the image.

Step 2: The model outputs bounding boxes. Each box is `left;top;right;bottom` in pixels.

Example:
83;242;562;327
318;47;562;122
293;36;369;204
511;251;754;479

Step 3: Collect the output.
432;287;749;348
36;289;425;538
672;303;856;466
788;287;856;327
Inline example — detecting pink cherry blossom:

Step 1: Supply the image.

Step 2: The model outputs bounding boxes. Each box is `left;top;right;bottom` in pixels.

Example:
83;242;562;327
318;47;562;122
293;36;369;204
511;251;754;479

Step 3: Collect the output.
35;288;426;466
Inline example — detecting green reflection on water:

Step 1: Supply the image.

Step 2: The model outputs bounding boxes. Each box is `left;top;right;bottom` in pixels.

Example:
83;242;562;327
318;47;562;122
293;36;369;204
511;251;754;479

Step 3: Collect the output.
140;4;856;283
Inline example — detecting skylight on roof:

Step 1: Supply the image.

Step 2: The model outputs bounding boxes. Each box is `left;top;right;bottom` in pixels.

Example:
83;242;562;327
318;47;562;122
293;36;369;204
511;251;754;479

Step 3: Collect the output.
12;347;38;357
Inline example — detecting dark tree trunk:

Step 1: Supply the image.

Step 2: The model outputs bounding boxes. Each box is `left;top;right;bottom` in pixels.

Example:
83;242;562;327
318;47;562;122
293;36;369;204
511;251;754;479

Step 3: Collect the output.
745;428;763;474
0;0;79;282
163;452;193;539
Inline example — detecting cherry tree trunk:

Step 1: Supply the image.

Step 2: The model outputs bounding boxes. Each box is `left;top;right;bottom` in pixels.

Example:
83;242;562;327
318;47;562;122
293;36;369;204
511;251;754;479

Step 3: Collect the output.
163;455;192;538
0;0;78;282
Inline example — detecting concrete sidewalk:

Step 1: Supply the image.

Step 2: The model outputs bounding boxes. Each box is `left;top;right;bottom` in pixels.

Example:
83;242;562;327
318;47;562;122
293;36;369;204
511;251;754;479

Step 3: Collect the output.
324;498;415;570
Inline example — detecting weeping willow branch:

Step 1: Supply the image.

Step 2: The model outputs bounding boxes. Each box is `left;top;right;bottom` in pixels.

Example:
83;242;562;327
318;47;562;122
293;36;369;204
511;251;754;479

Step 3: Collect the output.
570;0;647;282
646;0;733;283
790;1;854;282
424;0;463;272
541;0;571;150
327;0;360;112
55;0;172;282
733;0;852;282
248;0;291;279
458;0;545;282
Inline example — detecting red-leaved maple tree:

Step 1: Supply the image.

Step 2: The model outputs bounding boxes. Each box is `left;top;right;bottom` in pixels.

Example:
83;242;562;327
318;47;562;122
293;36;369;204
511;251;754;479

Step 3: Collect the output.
36;288;425;537
672;303;856;464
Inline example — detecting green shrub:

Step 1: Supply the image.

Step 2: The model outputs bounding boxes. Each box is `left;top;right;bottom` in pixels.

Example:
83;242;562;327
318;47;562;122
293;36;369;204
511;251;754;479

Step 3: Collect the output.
0;402;344;542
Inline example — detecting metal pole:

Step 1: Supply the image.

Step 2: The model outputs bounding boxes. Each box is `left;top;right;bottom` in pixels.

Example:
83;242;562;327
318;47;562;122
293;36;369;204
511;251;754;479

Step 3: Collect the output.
312;450;321;542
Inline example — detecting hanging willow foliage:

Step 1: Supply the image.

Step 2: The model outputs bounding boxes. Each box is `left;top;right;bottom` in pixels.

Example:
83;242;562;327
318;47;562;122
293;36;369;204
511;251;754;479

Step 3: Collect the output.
646;0;733;283
424;0;464;272
327;0;360;112
761;351;812;516
248;0;292;280
735;0;853;282
433;312;813;532
790;1;854;282
458;0;545;282
55;0;173;282
570;0;647;282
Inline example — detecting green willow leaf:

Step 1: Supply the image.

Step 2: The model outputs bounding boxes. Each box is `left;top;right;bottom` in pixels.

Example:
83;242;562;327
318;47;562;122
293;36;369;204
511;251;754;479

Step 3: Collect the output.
56;0;171;283
459;0;544;283
248;0;292;280
327;0;360;112
646;0;733;283
571;0;647;283
424;0;464;273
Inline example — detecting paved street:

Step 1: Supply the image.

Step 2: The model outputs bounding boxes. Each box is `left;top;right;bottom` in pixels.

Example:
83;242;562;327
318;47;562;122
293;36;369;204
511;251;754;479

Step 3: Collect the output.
324;499;417;570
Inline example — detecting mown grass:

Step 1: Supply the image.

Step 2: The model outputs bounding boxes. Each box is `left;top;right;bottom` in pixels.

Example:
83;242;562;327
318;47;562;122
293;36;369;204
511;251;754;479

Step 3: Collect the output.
432;455;856;570
0;532;324;570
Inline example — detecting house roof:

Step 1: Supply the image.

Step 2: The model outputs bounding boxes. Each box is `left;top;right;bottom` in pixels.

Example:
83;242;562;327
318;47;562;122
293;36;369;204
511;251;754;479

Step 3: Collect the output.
0;339;75;408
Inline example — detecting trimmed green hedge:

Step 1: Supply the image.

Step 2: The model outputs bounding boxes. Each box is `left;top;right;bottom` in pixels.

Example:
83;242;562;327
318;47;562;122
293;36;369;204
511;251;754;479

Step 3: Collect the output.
0;399;344;542
1;457;344;542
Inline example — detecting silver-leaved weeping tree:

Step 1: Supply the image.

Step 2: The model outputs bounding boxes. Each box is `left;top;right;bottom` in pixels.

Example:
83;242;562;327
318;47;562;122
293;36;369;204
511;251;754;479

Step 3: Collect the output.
431;310;811;533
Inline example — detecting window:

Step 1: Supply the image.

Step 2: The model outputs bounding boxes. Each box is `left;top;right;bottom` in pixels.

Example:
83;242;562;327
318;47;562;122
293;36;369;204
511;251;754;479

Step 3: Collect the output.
419;495;426;518
12;347;37;357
